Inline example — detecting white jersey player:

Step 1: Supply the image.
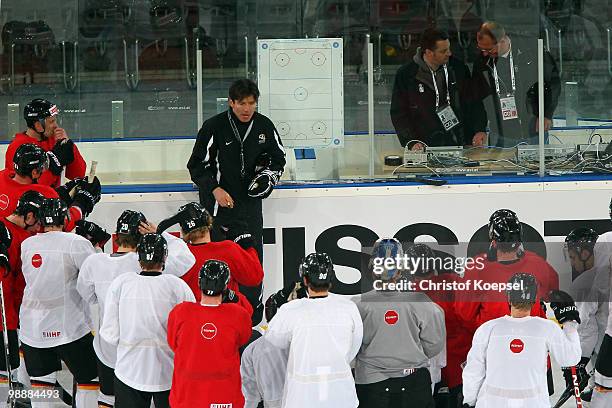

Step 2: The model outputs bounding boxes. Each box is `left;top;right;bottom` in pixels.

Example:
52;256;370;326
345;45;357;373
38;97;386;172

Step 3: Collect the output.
99;233;194;408
265;253;363;408
591;275;612;407
241;284;306;408
76;210;195;407
462;273;581;408
562;227;611;402
19;198;99;408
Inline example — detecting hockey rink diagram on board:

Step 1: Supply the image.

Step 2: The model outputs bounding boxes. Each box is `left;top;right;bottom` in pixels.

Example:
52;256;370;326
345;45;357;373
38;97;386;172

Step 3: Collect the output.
257;38;344;148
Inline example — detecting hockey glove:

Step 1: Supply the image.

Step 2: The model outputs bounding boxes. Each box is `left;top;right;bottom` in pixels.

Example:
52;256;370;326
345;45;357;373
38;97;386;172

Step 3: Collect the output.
222;289;239;304
55;177;84;206
225;220;255;250
75;220;111;248
156;213;183;235
549;289;581;324
562;357;590;392
72;176;101;217
233;233;255;251
46;139;75;175
46;151;63;176
247;169;281;199
51;138;75;166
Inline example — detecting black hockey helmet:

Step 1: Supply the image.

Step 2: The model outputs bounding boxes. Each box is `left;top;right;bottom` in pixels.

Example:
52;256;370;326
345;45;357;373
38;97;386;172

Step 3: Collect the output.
40;198;68;227
369;238;403;280
507;273;538;304
13;143;48;178
23;98;59;129
116;210;147;236
176;202;210;233
198;259;230;296
405;243;437;277
299;252;334;286
488;209;522;243
565;227;598;256
137;233;168;264
15;190;45;219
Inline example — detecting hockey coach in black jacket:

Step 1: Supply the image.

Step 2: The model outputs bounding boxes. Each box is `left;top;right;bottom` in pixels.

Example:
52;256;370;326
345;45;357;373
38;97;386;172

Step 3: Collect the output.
188;79;285;323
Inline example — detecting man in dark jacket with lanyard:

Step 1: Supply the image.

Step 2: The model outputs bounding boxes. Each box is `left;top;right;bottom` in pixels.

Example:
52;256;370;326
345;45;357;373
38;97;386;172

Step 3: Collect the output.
188;78;285;324
473;21;561;147
390;28;487;149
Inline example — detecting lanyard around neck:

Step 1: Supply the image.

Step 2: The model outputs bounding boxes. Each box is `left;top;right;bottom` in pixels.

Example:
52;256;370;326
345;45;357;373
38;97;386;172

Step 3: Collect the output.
492;49;516;96
430;65;450;108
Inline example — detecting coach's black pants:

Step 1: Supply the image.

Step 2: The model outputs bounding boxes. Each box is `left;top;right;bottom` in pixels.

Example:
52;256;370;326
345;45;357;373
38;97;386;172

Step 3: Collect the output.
356;368;434;408
114;377;169;408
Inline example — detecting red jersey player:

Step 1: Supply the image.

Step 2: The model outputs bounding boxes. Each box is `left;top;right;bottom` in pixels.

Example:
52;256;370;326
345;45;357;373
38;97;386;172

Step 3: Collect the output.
0;144;101;230
5;98;85;188
157;202;262;321
167;260;252;408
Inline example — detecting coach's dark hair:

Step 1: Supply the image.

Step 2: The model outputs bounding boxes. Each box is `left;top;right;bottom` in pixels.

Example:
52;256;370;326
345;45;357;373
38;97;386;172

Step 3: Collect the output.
420;28;449;55
229;79;260;102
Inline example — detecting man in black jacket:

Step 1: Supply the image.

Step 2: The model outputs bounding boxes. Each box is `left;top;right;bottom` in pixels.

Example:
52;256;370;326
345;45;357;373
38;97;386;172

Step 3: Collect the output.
472;21;561;147
390;28;487;149
188;80;285;324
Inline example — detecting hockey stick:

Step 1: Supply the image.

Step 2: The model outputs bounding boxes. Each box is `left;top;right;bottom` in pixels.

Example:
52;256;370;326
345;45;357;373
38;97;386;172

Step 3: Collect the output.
552;366;584;408
0;282;16;408
570;366;584;408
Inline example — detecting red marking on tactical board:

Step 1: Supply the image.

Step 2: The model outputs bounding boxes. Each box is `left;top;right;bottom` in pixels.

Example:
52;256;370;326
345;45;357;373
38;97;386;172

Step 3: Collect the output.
31;254;43;268
0;194;9;211
201;323;217;340
510;339;524;354
384;310;399;325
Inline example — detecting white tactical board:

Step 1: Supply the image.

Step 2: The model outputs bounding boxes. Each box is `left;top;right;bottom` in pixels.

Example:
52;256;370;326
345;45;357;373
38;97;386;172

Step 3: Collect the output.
257;38;344;148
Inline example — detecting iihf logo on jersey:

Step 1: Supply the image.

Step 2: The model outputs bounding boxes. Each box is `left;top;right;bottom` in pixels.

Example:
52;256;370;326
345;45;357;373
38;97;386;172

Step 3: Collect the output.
258;133;266;144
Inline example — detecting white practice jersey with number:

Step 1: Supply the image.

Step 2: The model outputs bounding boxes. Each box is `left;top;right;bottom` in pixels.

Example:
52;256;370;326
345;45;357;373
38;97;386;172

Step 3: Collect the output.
99;272;195;392
265;294;364;408
20;231;96;347
462;316;581;408
76;231;195;368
